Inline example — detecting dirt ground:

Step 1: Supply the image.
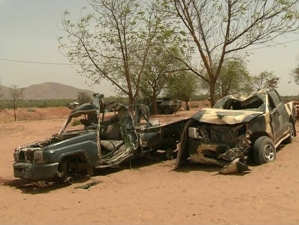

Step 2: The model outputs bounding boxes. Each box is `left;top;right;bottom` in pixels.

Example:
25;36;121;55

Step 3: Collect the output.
0;105;299;225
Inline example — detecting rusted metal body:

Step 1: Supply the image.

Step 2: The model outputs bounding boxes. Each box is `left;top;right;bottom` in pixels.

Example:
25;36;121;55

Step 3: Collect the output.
176;89;296;174
13;93;189;184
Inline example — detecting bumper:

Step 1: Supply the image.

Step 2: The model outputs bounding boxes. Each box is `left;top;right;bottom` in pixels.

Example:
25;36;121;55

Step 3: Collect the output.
13;162;59;181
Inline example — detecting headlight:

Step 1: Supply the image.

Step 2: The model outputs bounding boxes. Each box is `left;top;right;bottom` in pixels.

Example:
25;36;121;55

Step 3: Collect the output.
188;127;201;139
33;150;44;163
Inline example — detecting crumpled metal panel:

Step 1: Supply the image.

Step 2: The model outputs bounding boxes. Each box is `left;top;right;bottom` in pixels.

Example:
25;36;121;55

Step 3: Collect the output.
192;108;263;125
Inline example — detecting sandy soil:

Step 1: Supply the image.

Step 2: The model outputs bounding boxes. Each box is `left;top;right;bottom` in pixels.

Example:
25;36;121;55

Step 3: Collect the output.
0;106;299;225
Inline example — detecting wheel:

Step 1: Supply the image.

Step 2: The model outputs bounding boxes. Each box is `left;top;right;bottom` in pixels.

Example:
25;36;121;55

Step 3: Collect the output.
157;107;163;114
165;148;175;160
163;107;173;115
253;136;276;165
57;158;73;185
284;122;295;144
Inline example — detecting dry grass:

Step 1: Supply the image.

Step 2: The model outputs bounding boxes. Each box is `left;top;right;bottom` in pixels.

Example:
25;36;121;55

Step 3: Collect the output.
0;107;70;123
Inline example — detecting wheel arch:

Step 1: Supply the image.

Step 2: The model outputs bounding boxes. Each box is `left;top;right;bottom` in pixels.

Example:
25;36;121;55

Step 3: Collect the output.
58;149;89;162
250;132;271;144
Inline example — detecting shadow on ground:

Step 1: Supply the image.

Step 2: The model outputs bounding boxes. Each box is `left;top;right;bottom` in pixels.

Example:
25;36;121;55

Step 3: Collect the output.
0;156;168;194
174;162;251;176
93;155;166;176
1;175;91;194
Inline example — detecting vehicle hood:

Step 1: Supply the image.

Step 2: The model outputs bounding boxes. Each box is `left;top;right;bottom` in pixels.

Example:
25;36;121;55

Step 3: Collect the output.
192;108;263;125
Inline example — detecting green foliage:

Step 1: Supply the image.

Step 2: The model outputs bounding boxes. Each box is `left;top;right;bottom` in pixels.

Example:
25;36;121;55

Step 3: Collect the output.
10;85;24;121
0;79;3;100
290;62;299;85
26;108;35;113
200;58;253;97
0;99;77;109
165;0;299;106
72;119;82;126
217;59;253;96
136;45;187;104
251;71;280;90
0;97;132;110
0;79;4;110
192;94;210;101
165;71;199;109
59;0;184;105
77;91;92;104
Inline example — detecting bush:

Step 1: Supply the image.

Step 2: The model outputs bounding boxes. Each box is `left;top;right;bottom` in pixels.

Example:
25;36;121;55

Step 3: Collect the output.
72;119;82;126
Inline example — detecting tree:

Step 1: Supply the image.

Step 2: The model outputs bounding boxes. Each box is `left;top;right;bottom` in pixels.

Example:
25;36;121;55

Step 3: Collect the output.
135;45;185;114
291;66;299;85
10;85;24;121
168;0;299;106
200;58;253;98
59;0;181;106
290;59;299;84
216;59;253;97
166;71;199;110
77;91;92;105
0;79;3;110
251;71;280;91
0;79;2;99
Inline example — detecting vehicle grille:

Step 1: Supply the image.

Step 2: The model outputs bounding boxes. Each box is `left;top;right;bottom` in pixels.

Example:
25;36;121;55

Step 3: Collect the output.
209;124;246;147
14;148;38;163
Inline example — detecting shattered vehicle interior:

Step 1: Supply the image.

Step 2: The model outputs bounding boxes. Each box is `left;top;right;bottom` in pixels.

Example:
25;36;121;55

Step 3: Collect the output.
176;89;296;174
13;94;137;182
213;93;266;112
13;93;188;184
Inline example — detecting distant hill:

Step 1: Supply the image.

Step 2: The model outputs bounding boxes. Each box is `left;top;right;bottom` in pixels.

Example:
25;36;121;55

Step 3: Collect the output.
0;82;95;100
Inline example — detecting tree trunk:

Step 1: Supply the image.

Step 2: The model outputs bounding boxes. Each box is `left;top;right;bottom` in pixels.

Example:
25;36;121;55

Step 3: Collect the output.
209;80;216;107
152;95;157;115
128;93;134;113
185;100;190;111
13;108;16;121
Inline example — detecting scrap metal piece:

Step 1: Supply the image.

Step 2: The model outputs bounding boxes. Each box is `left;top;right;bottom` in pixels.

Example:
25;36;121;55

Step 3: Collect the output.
219;158;250;174
74;180;103;189
220;134;251;161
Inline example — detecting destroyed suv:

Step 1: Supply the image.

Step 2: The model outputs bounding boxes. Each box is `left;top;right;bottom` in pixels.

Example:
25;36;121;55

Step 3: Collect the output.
175;89;296;174
13;93;189;184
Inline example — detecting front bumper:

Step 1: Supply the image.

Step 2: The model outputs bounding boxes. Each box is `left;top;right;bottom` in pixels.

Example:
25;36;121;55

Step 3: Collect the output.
13;162;59;181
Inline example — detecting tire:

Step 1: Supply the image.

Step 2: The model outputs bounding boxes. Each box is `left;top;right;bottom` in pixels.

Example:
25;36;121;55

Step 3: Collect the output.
57;158;73;185
157;107;163;114
253;136;276;165
165;147;175;160
284;122;295;144
163;107;173;115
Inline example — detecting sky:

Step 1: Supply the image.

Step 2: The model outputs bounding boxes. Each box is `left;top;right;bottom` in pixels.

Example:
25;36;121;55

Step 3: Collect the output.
0;0;299;97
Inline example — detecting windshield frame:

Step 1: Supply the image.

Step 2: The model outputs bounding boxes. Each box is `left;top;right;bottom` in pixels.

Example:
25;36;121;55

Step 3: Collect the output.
213;93;266;113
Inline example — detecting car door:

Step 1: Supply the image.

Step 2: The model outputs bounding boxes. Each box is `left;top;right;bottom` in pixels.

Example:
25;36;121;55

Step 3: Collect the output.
268;90;289;142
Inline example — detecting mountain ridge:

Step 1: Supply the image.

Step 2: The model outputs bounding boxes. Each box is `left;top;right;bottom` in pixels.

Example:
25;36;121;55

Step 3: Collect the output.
0;82;96;100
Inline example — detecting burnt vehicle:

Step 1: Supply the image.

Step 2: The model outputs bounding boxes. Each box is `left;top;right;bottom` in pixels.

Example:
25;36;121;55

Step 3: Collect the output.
175;89;296;174
13;93;188;184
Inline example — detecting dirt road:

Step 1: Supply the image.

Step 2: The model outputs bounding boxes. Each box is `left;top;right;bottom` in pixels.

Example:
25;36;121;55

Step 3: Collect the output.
0;113;298;225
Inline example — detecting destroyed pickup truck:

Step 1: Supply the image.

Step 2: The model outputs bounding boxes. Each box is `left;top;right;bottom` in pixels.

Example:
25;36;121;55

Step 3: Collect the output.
175;88;296;174
13;94;189;184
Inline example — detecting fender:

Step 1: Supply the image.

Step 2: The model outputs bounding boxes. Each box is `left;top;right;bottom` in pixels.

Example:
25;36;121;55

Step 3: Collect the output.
175;119;195;169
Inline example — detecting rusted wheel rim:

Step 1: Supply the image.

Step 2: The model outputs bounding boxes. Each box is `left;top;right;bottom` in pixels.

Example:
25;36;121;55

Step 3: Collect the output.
264;144;275;161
